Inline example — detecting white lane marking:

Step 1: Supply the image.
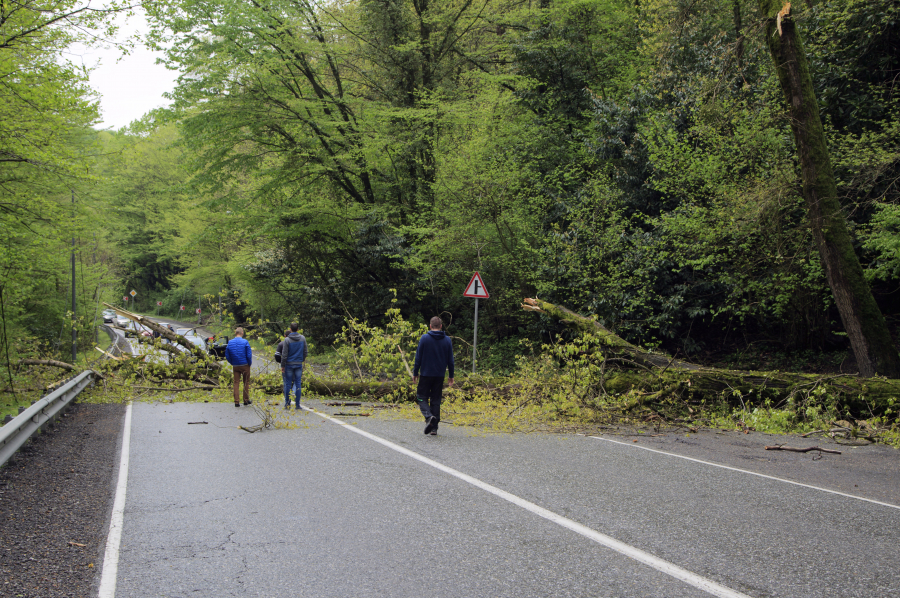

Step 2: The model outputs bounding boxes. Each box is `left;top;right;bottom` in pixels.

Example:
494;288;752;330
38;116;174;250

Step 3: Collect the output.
301;406;751;598
590;435;900;511
98;402;133;598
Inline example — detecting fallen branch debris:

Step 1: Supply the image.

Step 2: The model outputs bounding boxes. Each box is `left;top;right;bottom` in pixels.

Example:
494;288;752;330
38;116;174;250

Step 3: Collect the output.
521;297;900;420
764;445;842;454
17;359;77;372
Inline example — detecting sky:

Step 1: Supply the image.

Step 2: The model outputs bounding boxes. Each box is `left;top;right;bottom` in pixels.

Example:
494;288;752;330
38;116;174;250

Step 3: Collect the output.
72;10;179;130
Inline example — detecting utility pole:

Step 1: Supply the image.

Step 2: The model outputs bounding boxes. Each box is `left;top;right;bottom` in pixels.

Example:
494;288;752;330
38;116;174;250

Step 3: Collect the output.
71;191;76;364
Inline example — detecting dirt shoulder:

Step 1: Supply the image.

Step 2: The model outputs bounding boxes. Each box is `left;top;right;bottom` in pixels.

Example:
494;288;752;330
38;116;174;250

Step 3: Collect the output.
0;403;125;598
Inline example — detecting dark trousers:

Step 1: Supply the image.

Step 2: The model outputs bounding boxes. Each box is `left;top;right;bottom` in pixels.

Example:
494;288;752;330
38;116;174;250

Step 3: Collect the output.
416;376;444;424
233;365;251;403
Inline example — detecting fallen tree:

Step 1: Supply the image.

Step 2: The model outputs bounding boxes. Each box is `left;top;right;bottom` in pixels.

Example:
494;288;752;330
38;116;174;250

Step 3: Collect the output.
102;303;219;368
521;297;900;418
88;298;898;431
16;358;77;372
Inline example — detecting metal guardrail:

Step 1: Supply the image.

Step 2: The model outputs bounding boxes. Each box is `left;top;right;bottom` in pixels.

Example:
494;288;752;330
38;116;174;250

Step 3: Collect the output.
0;370;96;467
100;323;131;356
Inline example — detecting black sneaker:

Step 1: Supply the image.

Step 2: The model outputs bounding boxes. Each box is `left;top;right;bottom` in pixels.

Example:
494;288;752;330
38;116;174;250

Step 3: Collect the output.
424;416;437;435
429;429;437;436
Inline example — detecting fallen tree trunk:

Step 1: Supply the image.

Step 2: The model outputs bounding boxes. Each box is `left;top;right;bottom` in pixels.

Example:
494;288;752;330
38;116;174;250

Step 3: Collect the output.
15;358;105;381
252;376;406;397
17;359;77;372
523;298;700;371
522;298;900;417
102;303;219;368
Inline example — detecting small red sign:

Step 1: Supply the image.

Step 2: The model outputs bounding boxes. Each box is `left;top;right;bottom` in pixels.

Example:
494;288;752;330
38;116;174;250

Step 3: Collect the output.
123;296;128;301
180;305;185;311
157;301;162;306
196;308;202;314
463;272;490;298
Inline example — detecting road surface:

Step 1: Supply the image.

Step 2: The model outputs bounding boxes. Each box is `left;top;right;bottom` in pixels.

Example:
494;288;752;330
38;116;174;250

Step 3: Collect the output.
98;399;900;598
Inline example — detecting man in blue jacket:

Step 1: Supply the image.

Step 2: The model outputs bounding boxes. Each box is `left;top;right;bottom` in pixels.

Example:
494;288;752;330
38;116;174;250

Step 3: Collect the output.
276;322;307;409
412;316;455;435
225;327;253;407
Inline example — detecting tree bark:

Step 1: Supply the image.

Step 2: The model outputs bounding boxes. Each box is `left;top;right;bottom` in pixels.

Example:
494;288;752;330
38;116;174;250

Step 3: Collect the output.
732;0;744;70
756;1;900;378
17;359;77;372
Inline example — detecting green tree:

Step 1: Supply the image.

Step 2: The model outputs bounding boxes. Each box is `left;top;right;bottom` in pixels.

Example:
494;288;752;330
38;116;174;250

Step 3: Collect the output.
756;0;900;377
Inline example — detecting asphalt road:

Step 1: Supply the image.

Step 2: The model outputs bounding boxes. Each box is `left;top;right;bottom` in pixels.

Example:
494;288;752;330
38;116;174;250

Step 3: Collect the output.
102;400;900;598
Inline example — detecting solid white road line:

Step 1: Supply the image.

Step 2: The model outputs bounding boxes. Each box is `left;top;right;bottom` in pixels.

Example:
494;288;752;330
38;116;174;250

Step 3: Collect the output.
98;401;133;598
302;406;751;598
589;435;900;511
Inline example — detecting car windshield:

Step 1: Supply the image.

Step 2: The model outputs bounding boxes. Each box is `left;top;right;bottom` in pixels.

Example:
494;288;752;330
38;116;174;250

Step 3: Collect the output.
175;328;193;336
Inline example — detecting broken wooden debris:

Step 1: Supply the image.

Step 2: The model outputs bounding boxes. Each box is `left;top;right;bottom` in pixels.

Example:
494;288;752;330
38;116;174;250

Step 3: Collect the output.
764;445;841;454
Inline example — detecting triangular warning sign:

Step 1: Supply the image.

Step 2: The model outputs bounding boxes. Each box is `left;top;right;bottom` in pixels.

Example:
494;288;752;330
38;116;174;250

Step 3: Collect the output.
463;272;490;298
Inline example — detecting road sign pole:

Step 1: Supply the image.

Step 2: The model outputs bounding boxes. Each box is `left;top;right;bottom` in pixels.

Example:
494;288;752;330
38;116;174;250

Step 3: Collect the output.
463;272;489;374
472;297;479;373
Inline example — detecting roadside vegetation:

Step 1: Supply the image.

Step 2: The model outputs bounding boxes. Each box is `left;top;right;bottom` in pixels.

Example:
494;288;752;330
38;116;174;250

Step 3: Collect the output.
3;1;900;445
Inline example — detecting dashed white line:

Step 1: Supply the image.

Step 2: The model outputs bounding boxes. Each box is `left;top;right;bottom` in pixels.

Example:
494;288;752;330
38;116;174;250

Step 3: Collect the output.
302;405;752;598
589;435;900;511
98;401;133;598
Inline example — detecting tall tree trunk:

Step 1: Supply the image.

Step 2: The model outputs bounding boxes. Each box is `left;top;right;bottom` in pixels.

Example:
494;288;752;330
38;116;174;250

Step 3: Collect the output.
732;0;744;70
756;1;900;378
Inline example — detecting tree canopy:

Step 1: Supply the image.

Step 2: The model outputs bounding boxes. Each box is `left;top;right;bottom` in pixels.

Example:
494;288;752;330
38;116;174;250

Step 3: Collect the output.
5;0;900;380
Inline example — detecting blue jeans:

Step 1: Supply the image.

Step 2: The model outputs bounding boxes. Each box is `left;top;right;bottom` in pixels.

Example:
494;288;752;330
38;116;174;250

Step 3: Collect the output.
283;364;303;406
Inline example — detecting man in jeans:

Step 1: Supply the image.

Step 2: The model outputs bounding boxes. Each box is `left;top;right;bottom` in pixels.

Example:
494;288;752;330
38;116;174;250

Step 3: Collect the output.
412;316;455;435
277;322;307;409
225;327;253;407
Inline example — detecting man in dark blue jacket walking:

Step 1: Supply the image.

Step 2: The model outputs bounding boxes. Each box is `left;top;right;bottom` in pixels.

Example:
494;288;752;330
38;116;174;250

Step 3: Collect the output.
412;316;455;435
225;327;253;407
275;322;307;409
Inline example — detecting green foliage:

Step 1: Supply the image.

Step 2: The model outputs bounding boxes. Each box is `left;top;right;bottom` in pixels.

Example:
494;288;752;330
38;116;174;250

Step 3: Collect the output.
39;0;900;376
0;1;127;387
333;297;427;386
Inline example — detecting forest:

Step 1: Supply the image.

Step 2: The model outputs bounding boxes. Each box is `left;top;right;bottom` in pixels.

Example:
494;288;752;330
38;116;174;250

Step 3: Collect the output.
3;0;900;436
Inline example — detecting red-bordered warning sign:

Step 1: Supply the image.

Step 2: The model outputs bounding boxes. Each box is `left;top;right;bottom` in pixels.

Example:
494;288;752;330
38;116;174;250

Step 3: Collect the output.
463;272;490;298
